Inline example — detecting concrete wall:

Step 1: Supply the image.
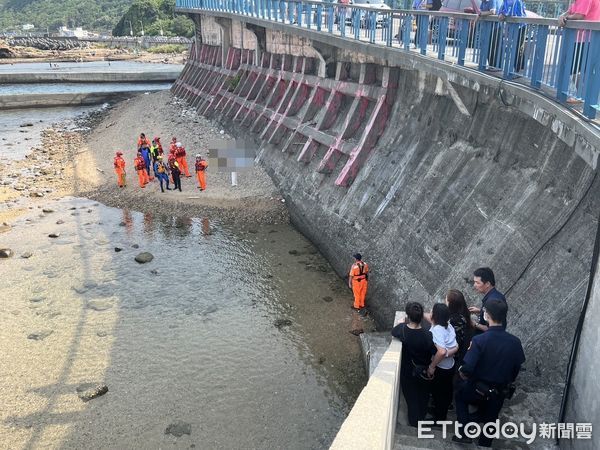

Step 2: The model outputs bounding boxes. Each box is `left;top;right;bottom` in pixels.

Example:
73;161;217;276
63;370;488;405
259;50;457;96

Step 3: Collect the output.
0;90;165;109
562;219;600;449
174;17;600;393
0;71;181;84
258;67;599;390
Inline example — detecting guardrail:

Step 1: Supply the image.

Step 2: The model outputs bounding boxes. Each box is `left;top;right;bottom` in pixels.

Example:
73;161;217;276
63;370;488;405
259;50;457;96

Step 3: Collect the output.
330;312;406;450
175;0;600;120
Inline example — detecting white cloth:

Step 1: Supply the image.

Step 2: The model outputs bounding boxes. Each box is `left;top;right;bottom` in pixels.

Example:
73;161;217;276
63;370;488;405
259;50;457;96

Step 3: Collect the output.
431;324;457;370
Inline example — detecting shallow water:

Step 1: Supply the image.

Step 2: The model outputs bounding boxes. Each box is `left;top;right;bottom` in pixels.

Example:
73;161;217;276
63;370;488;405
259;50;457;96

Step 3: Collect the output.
0;106;101;161
0;197;366;449
0;61;183;73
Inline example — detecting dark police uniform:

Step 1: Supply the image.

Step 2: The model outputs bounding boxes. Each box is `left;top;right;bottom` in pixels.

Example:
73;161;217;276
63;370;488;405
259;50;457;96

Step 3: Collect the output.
455;326;525;447
478;287;507;330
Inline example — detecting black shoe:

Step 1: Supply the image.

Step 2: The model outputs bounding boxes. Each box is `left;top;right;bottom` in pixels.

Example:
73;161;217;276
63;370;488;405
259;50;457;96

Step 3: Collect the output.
166;187;172;190
452;435;473;444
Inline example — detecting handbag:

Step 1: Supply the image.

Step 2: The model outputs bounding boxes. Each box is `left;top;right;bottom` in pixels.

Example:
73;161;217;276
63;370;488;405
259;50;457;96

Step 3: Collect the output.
401;324;433;381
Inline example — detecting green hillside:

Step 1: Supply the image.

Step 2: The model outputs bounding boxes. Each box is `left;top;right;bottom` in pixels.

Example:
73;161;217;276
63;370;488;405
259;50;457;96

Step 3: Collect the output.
0;0;193;36
0;0;132;31
112;0;194;37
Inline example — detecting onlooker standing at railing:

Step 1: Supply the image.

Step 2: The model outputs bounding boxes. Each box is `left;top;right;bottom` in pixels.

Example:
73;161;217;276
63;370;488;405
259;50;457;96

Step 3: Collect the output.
498;0;526;73
477;0;502;69
558;0;600;102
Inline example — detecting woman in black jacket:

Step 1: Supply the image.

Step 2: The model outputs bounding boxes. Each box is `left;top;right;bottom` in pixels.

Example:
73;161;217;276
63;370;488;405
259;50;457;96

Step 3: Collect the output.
391;302;436;427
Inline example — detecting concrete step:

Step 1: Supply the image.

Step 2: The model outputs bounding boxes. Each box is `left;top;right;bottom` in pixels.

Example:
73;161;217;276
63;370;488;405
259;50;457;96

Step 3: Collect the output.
393;423;535;449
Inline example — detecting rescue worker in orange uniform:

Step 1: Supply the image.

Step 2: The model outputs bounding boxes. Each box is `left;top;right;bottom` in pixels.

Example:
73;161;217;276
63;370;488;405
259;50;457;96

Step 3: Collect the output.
169;137;178;155
195;154;208;190
137;133;151;150
134;151;149;188
114;151;126;187
349;253;369;312
175;142;191;177
153;136;164;156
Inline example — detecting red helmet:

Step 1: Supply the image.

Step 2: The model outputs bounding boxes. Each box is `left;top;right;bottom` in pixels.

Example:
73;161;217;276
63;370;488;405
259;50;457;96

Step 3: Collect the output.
171;136;177;142
116;151;123;156
154;136;160;142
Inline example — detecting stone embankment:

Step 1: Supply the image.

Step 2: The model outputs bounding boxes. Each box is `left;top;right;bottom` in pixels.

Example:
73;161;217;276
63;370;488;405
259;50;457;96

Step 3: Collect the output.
6;37;90;51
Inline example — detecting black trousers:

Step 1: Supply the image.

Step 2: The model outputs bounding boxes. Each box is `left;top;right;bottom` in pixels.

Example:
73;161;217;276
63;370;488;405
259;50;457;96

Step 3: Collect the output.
401;374;431;427
431;365;455;420
172;173;182;192
455;379;507;447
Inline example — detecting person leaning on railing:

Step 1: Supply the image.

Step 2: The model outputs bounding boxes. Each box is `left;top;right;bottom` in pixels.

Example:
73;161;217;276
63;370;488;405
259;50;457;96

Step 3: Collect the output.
477;0;502;69
497;0;527;73
557;0;600;102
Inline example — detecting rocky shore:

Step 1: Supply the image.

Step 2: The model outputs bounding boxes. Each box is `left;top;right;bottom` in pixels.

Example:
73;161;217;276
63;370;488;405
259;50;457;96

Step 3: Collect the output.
0;91;288;226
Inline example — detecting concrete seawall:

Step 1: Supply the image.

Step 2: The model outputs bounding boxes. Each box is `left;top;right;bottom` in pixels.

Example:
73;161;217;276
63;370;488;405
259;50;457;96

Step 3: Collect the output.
0;70;181;84
0;90;165;109
172;36;600;395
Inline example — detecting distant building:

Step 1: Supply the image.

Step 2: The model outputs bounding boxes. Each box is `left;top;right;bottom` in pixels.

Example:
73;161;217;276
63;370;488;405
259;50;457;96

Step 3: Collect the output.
22;24;35;31
58;26;89;38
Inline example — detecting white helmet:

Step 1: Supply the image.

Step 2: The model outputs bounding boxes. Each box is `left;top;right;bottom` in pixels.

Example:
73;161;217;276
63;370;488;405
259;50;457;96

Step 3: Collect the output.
176;142;182;148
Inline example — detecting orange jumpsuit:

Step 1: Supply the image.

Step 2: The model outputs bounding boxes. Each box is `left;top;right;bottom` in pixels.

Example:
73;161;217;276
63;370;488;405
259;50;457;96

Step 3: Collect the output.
114;156;126;187
176;146;191;177
195;159;208;190
134;156;149;187
137;136;151;149
349;261;369;309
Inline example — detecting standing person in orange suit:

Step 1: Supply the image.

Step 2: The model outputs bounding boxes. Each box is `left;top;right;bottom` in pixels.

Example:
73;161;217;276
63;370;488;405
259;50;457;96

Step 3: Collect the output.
137;133;151;150
134;151;149;188
349;253;369;314
195;154;208;190
154;136;164;156
169;137;177;155
175;142;191;177
114;151;126;187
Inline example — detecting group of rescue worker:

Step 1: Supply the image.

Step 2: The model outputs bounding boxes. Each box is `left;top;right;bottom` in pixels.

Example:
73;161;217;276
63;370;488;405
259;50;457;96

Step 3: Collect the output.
113;133;209;193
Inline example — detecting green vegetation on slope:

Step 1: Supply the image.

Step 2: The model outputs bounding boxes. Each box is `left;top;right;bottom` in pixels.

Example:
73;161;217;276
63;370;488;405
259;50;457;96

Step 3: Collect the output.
0;0;131;32
112;0;194;37
0;0;194;36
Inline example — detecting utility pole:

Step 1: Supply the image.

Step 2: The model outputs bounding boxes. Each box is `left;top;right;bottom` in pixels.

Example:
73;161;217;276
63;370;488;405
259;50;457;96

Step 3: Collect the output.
138;20;144;36
125;19;133;36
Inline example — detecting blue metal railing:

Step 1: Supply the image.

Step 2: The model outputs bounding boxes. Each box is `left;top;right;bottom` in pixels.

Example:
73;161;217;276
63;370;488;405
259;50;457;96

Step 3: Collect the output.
176;0;600;120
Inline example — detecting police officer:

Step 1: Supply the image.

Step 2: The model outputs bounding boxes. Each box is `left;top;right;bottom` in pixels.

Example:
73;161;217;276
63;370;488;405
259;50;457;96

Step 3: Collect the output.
468;267;507;332
453;299;525;447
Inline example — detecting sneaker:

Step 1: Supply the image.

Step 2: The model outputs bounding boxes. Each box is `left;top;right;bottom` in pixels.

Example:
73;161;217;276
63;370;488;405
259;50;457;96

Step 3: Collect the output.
452;435;473;444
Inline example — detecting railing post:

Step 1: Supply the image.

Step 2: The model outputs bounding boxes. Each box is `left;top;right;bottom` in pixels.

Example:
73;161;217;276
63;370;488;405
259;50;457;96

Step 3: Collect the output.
478;20;491;71
317;4;323;31
306;3;312;28
327;4;334;33
556;27;576;103
403;14;411;50
457;18;469;66
502;22;520;79
386;13;393;47
583;30;600;119
353;9;361;40
530;24;548;89
369;11;376;44
341;9;347;37
297;1;302;26
418;14;429;55
437;16;449;60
